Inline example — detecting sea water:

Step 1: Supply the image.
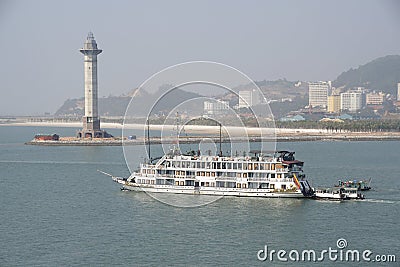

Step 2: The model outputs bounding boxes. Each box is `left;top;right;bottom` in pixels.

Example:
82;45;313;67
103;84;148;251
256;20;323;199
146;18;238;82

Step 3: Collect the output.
0;126;399;266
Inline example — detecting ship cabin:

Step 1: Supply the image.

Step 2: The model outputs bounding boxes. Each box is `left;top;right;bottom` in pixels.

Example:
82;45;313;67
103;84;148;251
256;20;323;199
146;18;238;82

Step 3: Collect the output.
134;150;305;190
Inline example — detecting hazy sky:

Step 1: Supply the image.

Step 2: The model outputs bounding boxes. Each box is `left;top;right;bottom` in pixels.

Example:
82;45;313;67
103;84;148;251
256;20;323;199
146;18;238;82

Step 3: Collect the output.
0;0;399;115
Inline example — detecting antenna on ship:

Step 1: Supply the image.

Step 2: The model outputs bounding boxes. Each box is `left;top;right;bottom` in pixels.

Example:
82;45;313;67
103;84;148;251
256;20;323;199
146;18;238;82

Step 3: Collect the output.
219;122;222;157
171;111;181;155
147;118;151;162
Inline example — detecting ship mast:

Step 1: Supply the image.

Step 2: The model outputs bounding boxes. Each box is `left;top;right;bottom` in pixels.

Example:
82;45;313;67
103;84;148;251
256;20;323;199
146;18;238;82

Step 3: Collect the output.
147;118;151;161
219;122;222;157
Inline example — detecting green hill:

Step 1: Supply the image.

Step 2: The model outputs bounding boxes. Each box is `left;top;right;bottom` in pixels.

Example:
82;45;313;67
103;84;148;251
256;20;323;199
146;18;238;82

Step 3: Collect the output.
333;55;400;95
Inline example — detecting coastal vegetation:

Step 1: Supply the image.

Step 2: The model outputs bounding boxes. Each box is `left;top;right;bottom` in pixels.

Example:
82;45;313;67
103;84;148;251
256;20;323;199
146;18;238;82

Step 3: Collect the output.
276;119;400;132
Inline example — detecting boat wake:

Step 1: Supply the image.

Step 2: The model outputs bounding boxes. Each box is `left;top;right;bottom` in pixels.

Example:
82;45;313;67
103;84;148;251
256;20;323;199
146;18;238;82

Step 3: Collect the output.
362;199;398;204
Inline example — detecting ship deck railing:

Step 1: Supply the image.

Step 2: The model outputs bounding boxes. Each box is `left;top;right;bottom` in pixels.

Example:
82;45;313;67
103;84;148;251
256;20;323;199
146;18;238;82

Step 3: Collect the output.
137;174;293;183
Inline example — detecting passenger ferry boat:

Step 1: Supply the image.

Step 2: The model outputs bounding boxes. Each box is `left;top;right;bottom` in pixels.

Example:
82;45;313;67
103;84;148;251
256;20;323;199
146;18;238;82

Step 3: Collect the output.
111;149;314;198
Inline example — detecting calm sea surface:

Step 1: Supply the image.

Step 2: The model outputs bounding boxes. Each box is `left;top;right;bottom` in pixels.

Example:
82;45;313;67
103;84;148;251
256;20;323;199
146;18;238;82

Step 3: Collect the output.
0;126;399;266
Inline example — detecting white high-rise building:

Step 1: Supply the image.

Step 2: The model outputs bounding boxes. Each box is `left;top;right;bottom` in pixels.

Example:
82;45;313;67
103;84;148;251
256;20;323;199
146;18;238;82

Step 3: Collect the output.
366;92;385;105
238;90;261;108
204;100;229;115
308;81;330;108
340;91;363;112
397;82;400;101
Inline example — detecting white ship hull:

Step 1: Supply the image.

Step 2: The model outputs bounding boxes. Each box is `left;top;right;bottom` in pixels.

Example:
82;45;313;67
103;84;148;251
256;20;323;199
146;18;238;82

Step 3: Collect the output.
115;179;305;198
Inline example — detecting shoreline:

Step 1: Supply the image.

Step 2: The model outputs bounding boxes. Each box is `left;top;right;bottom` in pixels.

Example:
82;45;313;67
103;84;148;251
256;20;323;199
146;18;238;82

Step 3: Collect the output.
2;122;399;145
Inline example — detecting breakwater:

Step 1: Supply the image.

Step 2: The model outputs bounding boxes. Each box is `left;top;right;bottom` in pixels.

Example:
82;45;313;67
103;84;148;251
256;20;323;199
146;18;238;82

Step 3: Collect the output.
25;132;400;146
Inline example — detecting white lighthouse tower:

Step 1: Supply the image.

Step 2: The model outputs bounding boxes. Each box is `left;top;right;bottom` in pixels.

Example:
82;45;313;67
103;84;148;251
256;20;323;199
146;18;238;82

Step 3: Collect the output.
77;32;111;138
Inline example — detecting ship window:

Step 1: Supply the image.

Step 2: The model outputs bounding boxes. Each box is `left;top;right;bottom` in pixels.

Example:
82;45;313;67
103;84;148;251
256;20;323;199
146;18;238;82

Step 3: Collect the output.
206;172;210;177
227;163;232;169
217;162;221;169
211;172;215;177
277;174;281;178
177;161;181;168
242;183;247;188
227;182;236;188
212;162;216;169
243;173;247;178
281;184;286;190
191;162;195;168
222;163;226;169
233;163;237;169
254;163;258;170
271;164;275;170
237;183;241;188
206;162;210;169
270;184;275;189
237;173;241;178
248;163;253;170
248;182;257;188
238;163;242;169
201;162;205;168
271;174;275;178
243;163;248;170
196;162;201;168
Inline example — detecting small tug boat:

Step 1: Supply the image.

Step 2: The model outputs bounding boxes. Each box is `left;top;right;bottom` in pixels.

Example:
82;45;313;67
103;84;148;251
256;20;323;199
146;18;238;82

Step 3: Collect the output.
335;179;372;191
313;187;365;200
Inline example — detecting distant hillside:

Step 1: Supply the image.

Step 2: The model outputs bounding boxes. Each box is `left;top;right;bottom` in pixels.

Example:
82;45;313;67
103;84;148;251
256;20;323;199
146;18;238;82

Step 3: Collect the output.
55;87;203;117
333;55;400;95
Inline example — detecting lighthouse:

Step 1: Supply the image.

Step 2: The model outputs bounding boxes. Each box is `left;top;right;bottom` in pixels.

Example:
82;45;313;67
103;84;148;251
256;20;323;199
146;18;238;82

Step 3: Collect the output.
77;32;111;138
